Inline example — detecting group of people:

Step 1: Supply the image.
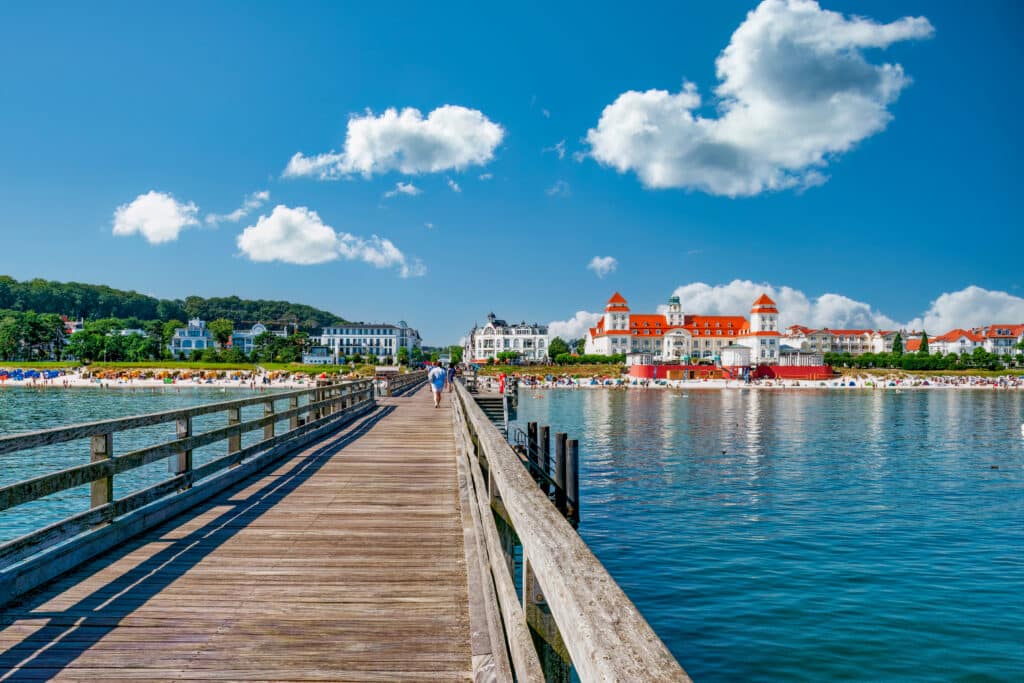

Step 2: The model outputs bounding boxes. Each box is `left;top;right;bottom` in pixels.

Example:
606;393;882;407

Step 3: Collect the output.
427;364;457;408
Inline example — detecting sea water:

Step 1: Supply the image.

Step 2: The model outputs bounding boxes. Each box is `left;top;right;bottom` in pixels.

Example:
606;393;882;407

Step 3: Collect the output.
512;388;1024;681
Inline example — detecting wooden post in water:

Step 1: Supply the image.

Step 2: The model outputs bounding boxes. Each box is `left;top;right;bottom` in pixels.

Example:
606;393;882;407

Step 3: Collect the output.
90;432;113;510
539;425;551;496
527;422;538;464
263;400;275;440
554;432;567;516
523;554;572;682
171;417;192;488
567;439;579;527
227;407;241;457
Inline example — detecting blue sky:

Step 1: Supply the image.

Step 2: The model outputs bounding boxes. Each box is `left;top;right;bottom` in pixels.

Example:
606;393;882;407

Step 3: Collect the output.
1;1;1022;344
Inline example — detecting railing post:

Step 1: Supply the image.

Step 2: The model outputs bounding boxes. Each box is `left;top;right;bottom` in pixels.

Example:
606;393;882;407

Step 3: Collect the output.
523;554;572;682
527;422;538;464
263;400;275;440
90;432;113;511
555;432;567;516
289;395;300;430
227;407;241;456
171;416;193;487
567;439;579;527
540;425;551;496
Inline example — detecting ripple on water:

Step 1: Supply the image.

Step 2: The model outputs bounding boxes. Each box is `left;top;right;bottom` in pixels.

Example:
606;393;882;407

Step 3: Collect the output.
513;388;1024;682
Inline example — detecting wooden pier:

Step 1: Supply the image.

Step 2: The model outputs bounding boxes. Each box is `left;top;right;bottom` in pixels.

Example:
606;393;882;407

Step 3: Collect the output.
0;374;688;681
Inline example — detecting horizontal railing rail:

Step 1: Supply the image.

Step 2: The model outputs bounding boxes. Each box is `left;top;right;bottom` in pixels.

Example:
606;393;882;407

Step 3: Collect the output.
452;380;689;682
384;369;428;396
0;379;375;577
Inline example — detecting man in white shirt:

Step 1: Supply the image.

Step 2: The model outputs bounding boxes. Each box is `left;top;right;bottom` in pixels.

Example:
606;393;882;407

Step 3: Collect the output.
427;364;447;408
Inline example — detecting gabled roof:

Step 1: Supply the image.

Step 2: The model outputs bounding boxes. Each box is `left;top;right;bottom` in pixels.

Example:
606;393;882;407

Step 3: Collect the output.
752;294;776;306
932;329;984;343
607;292;628;305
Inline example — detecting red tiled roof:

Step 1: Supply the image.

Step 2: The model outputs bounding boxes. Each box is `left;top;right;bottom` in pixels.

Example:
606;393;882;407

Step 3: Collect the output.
932;328;984;343
983;324;1024;338
607;292;628;305
752;293;776;306
905;339;922;352
827;329;874;336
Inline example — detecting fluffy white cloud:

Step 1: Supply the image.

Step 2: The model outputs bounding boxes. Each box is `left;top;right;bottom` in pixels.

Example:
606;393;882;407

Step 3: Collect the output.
906;286;1024;332
664;279;897;329
383;182;421;198
112;191;199;244
236;204;425;277
479;173;493;181
587;256;618;279
283;105;505;179
585;0;933;196
548;311;603;341
205;189;270;225
447;178;462;193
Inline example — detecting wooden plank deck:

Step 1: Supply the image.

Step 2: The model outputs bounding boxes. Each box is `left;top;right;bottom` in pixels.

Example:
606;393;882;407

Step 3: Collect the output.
0;388;472;681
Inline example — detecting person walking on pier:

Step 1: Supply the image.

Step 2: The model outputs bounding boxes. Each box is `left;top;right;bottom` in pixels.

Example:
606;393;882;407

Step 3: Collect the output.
446;364;456;393
428;364;446;408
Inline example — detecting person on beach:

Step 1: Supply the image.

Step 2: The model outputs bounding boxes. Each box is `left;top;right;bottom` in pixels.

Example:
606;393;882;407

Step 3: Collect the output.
428;364;446;408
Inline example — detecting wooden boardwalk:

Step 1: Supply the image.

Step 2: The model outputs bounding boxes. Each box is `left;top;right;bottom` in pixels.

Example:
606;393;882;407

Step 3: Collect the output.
0;388;472;681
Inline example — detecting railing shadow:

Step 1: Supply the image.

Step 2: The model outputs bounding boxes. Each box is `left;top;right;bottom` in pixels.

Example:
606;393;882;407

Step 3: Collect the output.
0;404;395;679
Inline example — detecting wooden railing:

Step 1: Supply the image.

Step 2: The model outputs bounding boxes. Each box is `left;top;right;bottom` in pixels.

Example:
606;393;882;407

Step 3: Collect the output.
0;379;376;606
383;369;428;396
452;381;690;682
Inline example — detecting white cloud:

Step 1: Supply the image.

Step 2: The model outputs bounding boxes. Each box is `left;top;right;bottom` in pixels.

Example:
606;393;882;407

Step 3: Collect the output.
205;189;270;225
542;108;551;119
585;0;934;196
479;173;493;181
587;256;618;279
906;286;1024;332
548;311;603;341
283;105;505;179
112;191;199;244
425;222;434;229
546;180;570;197
544;140;567;160
383;181;422;198
447;178;462;193
236;204;425;277
664;279;897;329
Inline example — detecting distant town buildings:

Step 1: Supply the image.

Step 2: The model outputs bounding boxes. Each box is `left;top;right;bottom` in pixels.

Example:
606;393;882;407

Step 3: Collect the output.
464;313;549;363
231;323;287;356
783;324;1024;357
584;292;782;364
316;321;422;363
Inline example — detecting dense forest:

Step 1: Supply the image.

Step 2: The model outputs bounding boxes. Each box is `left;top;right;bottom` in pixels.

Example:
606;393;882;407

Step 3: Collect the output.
0;276;346;329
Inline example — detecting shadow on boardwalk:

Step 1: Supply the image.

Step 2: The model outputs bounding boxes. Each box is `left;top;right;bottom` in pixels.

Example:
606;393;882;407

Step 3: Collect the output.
0;405;394;679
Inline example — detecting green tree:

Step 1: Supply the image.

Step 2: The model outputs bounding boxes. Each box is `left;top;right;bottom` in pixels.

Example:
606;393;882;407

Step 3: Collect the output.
573;338;585;354
0;315;23;360
918;331;929;355
223;347;248;363
396;347;409;365
411;347;424;363
447;345;463;364
892;332;903;356
162;319;185;347
548;337;570;360
208;318;234;347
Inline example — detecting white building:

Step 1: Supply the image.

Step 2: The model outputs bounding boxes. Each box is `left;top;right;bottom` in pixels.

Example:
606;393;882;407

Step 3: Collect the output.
465;313;549;363
584;292;781;365
169;318;215;357
230;323;287;355
782;326;901;356
317;321;422;363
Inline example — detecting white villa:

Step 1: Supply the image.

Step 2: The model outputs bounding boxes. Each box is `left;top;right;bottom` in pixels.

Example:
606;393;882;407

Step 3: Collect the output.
584;292;782;364
465;313;549;363
168;319;216;358
230;323;288;355
316;321;422;363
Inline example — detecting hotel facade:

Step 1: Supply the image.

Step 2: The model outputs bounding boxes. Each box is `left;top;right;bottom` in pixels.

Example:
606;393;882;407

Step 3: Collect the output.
584;292;782;364
464;313;549;363
316;321;422;362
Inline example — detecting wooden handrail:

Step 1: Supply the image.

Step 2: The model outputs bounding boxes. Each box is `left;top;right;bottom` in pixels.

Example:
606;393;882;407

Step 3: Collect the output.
0;379;374;569
453;381;690;682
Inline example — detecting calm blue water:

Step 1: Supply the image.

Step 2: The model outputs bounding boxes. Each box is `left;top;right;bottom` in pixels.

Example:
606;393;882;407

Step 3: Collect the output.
0;386;295;544
512;388;1024;682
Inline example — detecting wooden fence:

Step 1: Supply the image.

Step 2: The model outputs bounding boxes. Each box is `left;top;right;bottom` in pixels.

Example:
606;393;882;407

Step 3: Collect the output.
452;381;690;682
0;378;379;605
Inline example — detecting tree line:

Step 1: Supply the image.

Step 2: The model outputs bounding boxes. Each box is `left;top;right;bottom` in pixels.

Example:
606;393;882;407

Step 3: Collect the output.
0;276;346;331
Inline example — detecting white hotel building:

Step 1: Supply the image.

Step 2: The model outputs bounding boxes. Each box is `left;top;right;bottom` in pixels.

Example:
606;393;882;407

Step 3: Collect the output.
584;292;782;364
317;321;422;362
465;313;549;363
